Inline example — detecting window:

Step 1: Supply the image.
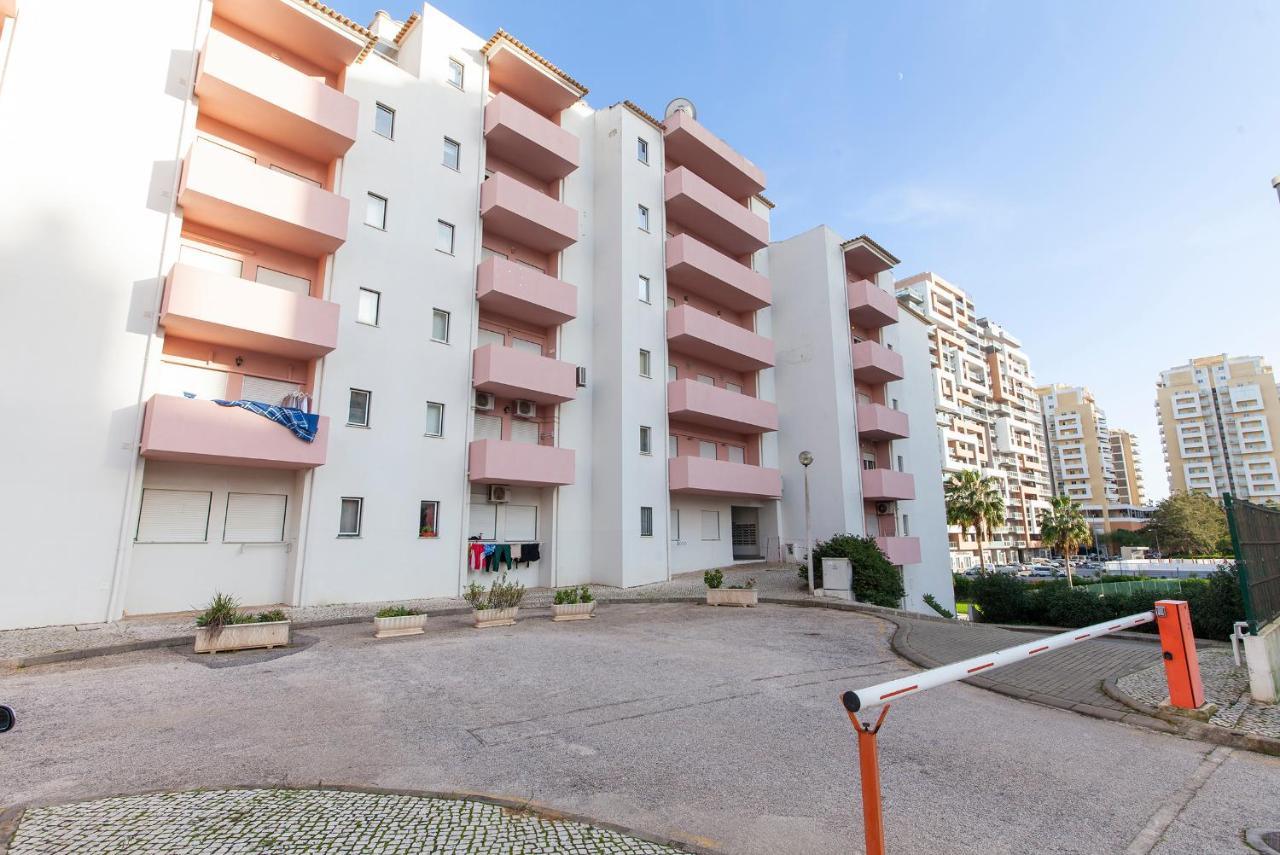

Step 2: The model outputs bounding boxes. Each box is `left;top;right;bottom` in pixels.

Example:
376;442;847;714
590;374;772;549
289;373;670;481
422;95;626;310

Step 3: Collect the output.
638;275;651;303
136;489;211;543
431;308;451;343
670;508;680;541
640;425;652;455
728;446;745;464
667;364;677;382
448;58;464;89
637;204;650;231
365;193;387;229
725;382;742;394
902;514;910;537
897;455;905;472
348;389;371;427
701;510;720;541
419;500;439;538
640;506;654;537
637;137;649;164
256;267;310;295
425;402;444;437
436;220;455;254
339;497;362;537
699;440;717;459
443;137;461;170
224;493;287;543
179;243;242;277
639;349;651;377
357;288;380;326
374;103;395;139
668;435;678;458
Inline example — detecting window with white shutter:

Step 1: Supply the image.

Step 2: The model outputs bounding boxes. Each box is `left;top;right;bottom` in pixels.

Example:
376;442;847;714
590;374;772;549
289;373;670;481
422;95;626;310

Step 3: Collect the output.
505;505;537;541
223;493;287;543
473;413;503;440
241;376;301;406
511;337;542;355
699;440;717;459
469;502;497;540
255;266;311;295
478;328;505;348
701;510;720;541
510;419;539;445
136;489;212;543
728;446;745;464
156;363;228;400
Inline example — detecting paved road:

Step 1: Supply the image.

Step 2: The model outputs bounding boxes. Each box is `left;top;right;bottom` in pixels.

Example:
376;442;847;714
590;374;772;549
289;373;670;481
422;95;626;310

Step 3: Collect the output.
2;603;1277;854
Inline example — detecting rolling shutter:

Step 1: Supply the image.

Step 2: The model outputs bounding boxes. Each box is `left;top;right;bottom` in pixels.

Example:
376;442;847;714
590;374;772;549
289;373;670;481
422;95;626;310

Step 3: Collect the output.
505;505;537;541
241;376;301;406
254;266;311;295
223;492;287;543
473;413;502;441
510;420;539;445
469;502;497;540
136;489;211;543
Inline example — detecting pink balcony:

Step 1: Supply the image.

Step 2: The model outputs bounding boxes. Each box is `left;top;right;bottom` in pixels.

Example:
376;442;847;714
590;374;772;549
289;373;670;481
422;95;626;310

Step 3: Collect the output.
469;439;575;487
876;536;922;566
848;279;899;328
852;340;905;384
475;257;577;327
195;29;358;162
667;379;778;435
179;139;349;256
485;37;584;116
664;167;769;257
857;403;910;441
843;235;900;281
140;394;328;469
665;233;770;312
669;456;781;499
666;305;774;372
663;110;766;200
862;469;916;502
0;0;14;24
161;263;338;359
472;344;577;404
484;92;580;181
480;172;578;253
212;0;369;74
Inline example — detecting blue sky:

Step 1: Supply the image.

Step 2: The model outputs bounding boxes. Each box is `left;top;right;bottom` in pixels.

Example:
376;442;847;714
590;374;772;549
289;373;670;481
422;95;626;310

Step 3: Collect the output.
348;1;1280;500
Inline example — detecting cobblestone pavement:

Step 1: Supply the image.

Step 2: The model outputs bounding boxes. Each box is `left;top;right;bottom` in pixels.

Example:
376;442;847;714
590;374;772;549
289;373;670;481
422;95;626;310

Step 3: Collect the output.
7;789;690;854
1118;647;1280;739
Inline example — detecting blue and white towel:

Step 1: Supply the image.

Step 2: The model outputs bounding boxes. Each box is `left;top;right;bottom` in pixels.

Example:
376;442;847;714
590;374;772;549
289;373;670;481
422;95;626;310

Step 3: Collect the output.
214;399;318;442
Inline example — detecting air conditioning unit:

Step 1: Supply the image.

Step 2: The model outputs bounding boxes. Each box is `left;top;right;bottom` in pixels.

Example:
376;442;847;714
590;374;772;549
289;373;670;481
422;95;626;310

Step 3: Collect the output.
876;501;896;515
474;391;495;411
514;399;537;419
488;485;511;503
576;366;587;387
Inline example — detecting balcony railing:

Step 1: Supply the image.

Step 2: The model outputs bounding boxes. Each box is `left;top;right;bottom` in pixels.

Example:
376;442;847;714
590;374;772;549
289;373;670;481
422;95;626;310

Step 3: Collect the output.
665;233;770;312
669;456;781;499
483;92;580;180
472;344;577;404
666;304;774;372
140;394;328;469
475;257;577;327
667;379;778;434
480;172;578;252
468;439;574;486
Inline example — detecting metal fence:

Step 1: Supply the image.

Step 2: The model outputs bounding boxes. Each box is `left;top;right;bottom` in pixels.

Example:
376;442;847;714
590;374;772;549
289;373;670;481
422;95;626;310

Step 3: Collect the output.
1082;579;1188;598
1224;493;1280;634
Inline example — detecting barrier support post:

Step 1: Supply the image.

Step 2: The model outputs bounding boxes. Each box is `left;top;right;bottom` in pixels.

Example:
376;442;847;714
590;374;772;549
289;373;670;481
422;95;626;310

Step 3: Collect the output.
1154;599;1205;710
843;698;889;855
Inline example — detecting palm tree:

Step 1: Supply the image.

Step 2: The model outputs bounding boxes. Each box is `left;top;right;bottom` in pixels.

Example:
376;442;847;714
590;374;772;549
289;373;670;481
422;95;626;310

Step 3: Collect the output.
1039;495;1091;588
944;469;1006;572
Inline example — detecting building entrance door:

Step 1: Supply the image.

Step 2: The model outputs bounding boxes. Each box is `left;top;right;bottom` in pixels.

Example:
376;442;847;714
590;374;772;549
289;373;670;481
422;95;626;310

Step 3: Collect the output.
731;506;762;559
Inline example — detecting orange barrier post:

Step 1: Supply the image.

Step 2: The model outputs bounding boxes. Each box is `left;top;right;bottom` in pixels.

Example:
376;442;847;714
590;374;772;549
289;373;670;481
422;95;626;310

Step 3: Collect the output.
843;696;888;855
1154;599;1205;709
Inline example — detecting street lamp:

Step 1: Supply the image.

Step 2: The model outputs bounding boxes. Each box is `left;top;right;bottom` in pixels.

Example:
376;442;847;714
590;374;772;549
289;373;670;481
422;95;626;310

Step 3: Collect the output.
800;450;814;594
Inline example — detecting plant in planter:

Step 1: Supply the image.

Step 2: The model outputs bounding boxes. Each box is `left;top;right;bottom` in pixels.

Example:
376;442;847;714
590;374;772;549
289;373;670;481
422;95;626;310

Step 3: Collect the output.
193;593;290;653
373;605;427;639
551;585;596;621
705;571;758;607
464;574;526;628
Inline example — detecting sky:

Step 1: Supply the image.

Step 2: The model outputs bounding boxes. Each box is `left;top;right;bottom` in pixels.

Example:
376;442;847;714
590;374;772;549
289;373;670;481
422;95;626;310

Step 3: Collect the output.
347;0;1280;501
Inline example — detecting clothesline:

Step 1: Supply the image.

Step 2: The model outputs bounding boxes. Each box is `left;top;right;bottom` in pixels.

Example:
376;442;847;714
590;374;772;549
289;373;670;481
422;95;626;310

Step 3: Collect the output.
468;541;540;572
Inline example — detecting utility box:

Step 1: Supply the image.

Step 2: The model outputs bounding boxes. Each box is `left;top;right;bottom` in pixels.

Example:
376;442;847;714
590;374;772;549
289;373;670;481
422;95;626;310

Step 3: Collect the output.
822;557;852;600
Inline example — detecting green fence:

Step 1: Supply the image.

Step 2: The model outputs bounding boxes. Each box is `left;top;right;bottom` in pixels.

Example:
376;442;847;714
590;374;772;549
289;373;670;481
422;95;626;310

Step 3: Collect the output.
1225;493;1280;634
1081;579;1188;598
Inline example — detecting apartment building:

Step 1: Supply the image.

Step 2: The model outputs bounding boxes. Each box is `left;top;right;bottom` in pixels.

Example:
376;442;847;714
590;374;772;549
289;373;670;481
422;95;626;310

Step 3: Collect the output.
1109;429;1147;507
1156;355;1280;504
5;0;964;631
896;274;1051;569
771;229;953;613
1037;384;1118;539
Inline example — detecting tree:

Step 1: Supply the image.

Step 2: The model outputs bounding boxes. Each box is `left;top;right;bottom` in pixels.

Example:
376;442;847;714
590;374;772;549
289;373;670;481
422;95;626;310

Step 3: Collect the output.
1039;495;1091;587
944;469;1005;572
1145;492;1230;557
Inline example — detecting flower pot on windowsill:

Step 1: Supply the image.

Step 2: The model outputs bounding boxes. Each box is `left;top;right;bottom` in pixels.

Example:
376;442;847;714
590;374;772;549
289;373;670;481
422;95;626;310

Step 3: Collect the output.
552;601;596;622
706;588;758;607
373;613;428;638
472;606;519;628
193;620;291;653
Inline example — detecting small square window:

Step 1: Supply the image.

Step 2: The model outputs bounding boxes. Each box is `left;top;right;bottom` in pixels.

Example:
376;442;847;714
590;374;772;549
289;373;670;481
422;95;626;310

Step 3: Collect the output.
425;402;444;437
431;308;451;343
668;435;678;458
701;510;720;541
448;58;464;89
436;220;455;254
640;506;654;537
366;193;387;229
419;500;439;538
639;349;651;378
443;137;461;171
637;204;650;231
638;274;651;303
637;137;649;164
356;288;380;326
348;389;371;427
640;425;652;455
339;497;362;537
669;508;680;541
374;103;395;139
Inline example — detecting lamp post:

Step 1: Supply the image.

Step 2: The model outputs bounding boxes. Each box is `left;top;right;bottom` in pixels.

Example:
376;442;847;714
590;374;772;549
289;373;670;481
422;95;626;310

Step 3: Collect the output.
800;451;814;594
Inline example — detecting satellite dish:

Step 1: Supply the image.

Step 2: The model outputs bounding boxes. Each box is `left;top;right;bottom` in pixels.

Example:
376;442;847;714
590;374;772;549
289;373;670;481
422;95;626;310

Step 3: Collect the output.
664;97;697;120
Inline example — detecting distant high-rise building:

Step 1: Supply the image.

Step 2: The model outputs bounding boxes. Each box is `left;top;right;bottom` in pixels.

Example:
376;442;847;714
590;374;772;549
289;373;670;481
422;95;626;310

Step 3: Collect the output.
1109;429;1147;507
1156;355;1280;503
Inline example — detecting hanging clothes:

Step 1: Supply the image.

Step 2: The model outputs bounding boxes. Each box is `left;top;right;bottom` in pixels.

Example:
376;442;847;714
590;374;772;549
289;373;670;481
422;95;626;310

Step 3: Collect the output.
469;542;485;570
492;543;513;571
482;543;497;571
521;543;540;566
511;544;524;565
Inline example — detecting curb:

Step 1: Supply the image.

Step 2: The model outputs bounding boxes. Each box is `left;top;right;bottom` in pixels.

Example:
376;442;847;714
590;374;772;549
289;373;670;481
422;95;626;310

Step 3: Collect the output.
1100;677;1280;757
0;784;718;855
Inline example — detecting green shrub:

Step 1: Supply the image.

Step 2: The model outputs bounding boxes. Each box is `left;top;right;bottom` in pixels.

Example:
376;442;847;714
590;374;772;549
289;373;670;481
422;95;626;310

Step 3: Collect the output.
375;606;420;619
952;574;973;602
970;573;1028;623
195;592;242;630
553;587;580;605
812;534;904;608
578;585;594;603
727;577;756;590
704;568;724;589
464;575;526;611
922;593;953;619
256;609;288;623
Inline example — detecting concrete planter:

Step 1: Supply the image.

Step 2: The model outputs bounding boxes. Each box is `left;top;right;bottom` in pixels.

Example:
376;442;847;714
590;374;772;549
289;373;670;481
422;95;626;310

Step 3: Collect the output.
706;588;758;607
194;620;290;653
472;606;519;628
552;601;596;622
373;613;427;639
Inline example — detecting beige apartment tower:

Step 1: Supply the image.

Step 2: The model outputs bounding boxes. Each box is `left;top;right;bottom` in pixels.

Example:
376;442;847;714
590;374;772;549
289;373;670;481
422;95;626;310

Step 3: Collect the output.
1110;429;1146;507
